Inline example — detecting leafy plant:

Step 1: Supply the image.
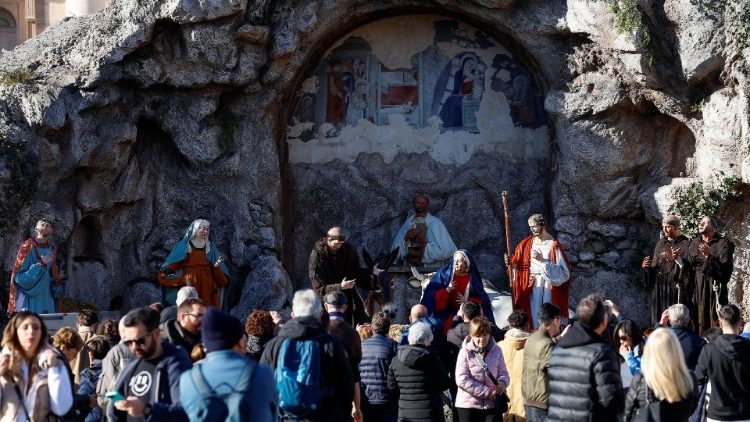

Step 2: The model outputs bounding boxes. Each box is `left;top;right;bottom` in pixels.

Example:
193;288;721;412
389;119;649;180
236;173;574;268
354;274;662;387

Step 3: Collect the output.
0;136;39;228
668;176;742;237
0;68;34;86
723;0;750;75
608;0;656;66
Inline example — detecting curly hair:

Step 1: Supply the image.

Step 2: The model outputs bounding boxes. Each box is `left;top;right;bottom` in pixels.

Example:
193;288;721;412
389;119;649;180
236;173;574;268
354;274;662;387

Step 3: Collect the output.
357;324;373;340
76;308;100;328
52;327;84;352
96;318;120;344
245;310;276;338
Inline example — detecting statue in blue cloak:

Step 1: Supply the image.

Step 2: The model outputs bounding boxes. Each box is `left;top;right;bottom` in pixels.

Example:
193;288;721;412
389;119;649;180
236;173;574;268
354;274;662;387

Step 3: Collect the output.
158;219;230;310
420;249;495;333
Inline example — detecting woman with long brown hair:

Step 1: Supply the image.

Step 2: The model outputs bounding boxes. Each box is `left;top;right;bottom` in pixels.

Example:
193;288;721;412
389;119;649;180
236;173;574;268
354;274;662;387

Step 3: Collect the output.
0;311;73;421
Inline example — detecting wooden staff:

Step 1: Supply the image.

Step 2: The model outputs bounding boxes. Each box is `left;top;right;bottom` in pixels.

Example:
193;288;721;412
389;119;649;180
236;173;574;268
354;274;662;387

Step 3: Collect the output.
502;191;514;300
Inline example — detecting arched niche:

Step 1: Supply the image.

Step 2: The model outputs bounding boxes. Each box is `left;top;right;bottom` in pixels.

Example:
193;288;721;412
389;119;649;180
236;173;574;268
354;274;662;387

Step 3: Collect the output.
0;7;18;51
282;14;551;289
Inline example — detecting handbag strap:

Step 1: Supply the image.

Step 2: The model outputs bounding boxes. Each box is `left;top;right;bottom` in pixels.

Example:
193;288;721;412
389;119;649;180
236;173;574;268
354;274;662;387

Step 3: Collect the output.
13;382;32;422
473;352;500;386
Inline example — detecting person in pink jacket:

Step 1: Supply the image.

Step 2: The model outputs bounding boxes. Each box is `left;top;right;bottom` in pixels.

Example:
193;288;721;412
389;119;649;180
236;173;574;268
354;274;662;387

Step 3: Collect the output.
455;317;510;422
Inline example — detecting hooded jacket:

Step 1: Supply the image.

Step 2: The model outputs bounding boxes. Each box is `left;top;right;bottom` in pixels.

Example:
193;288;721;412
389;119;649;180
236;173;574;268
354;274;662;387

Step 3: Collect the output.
106;341;191;422
694;333;750;420
454;336;509;410
546;322;624;422
387;345;450;422
498;328;528;418
260;316;354;422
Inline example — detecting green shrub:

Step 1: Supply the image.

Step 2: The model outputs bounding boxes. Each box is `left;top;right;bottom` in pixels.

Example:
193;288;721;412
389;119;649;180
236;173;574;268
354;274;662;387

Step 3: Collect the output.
668;175;742;237
0;68;34;85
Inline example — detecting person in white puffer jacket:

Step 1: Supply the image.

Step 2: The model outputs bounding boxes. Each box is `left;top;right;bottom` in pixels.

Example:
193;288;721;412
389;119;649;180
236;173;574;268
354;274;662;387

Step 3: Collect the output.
0;311;73;421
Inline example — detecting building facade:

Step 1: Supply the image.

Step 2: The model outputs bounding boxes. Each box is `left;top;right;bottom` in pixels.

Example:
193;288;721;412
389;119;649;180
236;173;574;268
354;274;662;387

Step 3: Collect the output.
0;0;103;50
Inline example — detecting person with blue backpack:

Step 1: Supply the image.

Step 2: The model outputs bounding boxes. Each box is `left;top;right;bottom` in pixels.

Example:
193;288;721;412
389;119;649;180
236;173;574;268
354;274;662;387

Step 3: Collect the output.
261;289;355;421
180;307;279;422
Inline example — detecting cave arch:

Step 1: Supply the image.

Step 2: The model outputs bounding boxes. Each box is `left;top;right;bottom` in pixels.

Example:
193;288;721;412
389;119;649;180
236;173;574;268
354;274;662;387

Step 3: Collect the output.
276;10;553;289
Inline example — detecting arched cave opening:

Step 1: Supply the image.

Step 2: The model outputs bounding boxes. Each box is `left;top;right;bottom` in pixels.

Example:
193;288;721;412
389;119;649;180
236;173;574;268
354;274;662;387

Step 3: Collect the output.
277;12;552;291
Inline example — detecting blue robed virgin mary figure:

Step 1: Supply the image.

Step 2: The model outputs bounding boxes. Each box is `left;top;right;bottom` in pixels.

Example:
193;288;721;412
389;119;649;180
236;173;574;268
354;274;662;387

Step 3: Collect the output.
159;219;230;309
421;249;495;333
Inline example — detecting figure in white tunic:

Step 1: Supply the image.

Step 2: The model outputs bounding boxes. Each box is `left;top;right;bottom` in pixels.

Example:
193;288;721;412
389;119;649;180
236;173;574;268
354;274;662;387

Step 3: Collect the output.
391;194;457;266
506;214;571;329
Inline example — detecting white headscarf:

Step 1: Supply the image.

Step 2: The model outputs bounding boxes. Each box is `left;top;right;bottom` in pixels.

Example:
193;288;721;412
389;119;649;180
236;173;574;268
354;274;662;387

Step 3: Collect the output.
187;219;211;254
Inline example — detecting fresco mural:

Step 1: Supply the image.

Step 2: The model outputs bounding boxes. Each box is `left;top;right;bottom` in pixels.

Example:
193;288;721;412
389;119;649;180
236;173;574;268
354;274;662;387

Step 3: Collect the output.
289;16;546;143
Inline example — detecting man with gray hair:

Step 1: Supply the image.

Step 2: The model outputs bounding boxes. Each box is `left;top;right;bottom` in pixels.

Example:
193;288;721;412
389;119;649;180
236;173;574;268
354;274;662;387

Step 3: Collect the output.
660;304;705;370
261;289;354;421
388;322;449;421
506;214;571;329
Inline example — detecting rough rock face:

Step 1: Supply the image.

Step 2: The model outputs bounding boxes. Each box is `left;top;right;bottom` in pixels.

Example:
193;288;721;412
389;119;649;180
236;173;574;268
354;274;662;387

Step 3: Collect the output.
0;0;748;325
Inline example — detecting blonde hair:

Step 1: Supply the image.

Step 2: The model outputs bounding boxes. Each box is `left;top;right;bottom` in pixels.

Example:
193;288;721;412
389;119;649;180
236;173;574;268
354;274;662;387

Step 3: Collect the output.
641;328;693;403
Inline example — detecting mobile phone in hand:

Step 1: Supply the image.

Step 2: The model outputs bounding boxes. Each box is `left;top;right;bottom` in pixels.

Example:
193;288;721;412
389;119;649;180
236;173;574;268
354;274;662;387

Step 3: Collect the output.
105;391;126;403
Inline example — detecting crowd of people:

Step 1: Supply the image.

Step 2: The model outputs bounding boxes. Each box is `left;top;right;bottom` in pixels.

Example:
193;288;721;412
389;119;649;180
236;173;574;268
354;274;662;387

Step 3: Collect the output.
1;201;747;421
0;285;748;422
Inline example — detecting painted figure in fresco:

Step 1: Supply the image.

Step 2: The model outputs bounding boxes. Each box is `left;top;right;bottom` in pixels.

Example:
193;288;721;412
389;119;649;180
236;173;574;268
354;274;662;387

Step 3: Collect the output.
490;53;545;129
391;194;457;266
434;53;482;128
9;218;65;314
506;214;570;330
346;78;368;125
159;219;230;309
326;60;348;124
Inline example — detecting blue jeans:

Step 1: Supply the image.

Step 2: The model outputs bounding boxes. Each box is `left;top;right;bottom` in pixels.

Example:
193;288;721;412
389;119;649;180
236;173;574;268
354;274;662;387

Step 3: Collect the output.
524;405;547;422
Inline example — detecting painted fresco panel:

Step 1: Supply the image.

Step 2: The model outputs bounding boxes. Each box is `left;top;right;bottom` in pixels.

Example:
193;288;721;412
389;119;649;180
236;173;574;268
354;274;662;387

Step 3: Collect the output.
289;16;545;142
287;15;549;165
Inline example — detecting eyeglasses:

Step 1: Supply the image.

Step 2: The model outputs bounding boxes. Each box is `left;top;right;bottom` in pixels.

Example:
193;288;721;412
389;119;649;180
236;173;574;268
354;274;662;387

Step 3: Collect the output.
185;313;204;319
618;335;629;341
123;331;153;347
327;235;345;242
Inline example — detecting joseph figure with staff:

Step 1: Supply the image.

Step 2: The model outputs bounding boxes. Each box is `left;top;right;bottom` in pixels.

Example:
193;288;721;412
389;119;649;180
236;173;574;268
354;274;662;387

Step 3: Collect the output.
505;213;571;329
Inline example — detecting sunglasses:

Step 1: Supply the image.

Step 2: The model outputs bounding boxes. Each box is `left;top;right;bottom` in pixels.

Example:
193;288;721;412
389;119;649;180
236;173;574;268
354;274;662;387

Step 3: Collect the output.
618;335;630;341
327;235;346;242
123;331;153;347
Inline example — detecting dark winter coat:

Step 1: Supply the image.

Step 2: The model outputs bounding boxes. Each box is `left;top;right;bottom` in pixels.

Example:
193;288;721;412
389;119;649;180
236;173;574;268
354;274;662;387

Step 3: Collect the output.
160;318;201;354
260;316;354;422
107;341;191;421
623;372;699;422
387;344;450;422
359;333;398;406
694;333;750;420
671;325;705;371
546;322;624;422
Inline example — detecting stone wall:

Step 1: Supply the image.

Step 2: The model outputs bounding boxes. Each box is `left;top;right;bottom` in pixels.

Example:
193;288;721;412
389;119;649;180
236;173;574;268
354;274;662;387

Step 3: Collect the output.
0;0;747;325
